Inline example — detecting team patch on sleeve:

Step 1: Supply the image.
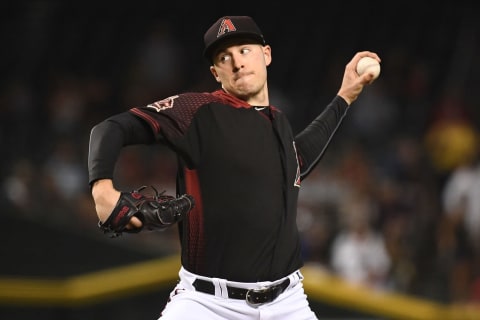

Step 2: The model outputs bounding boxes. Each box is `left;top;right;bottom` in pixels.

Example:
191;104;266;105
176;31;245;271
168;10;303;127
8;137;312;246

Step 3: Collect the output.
147;95;179;112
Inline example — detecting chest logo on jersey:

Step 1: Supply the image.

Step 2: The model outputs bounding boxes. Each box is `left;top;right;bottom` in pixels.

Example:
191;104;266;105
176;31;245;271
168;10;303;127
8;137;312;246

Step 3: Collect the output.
293;141;301;188
147;95;179;112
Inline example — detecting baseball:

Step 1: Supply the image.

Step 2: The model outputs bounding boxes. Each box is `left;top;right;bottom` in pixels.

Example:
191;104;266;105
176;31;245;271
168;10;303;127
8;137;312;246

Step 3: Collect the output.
356;56;380;79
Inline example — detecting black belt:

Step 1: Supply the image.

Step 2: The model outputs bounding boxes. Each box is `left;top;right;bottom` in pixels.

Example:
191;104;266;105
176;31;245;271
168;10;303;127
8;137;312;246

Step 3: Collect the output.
192;277;290;306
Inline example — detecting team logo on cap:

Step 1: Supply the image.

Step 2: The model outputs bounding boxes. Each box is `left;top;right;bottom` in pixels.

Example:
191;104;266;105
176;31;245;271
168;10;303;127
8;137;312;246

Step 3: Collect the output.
217;19;237;38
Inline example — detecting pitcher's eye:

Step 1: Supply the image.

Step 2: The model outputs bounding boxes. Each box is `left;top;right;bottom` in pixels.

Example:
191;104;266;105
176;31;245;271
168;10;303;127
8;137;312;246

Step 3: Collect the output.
219;54;231;63
240;47;251;55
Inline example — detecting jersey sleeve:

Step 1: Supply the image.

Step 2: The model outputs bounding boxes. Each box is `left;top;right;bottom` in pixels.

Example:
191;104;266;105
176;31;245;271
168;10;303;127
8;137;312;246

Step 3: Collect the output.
88;93;215;186
128;93;214;142
294;95;350;180
87;112;154;185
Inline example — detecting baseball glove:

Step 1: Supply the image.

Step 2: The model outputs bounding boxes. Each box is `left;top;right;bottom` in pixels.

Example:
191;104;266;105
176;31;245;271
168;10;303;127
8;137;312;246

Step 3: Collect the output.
98;186;195;238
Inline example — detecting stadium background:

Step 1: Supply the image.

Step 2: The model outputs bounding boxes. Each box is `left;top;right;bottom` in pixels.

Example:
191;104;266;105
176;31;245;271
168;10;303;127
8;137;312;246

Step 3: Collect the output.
1;1;480;319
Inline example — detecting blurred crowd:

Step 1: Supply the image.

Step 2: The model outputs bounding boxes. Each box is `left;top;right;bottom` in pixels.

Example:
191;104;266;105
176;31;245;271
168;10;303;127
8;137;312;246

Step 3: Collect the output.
2;1;480;307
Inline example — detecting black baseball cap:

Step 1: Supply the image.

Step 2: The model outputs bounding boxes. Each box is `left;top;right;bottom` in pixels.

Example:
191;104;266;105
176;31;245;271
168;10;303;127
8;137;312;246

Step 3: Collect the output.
203;16;266;60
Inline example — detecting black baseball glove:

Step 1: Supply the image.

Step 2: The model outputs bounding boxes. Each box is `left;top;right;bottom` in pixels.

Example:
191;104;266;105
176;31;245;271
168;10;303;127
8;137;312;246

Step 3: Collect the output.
98;186;195;238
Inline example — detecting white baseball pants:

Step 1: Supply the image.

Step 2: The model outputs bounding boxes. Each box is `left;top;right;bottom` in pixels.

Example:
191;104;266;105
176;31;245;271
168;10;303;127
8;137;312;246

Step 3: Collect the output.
157;267;318;320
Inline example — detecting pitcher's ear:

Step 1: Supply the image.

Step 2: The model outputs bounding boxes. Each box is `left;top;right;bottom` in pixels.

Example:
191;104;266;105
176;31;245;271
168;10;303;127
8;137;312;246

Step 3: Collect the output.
210;66;221;82
263;45;272;66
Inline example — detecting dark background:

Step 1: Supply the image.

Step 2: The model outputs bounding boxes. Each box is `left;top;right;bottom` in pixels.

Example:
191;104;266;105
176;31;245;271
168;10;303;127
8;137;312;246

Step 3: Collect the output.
1;1;480;319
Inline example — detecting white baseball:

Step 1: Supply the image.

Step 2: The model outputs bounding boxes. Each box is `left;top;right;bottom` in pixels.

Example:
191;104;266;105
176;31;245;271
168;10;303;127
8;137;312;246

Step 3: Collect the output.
356;56;380;79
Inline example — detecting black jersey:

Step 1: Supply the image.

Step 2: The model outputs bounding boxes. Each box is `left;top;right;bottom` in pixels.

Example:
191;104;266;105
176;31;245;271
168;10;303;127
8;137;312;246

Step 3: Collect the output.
88;89;349;282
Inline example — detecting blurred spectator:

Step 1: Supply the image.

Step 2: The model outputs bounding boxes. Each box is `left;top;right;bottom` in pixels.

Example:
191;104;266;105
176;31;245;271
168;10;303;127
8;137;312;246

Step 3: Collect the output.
330;190;391;290
439;137;480;303
424;90;478;185
375;135;442;298
2;159;36;216
298;152;354;266
43;138;87;200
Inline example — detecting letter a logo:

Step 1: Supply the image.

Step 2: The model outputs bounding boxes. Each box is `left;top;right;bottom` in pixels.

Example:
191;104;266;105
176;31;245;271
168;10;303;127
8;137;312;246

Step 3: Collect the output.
217;19;237;37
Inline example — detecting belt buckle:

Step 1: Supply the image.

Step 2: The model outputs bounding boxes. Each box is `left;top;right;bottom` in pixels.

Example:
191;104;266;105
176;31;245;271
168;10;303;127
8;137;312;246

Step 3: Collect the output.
245;286;269;307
